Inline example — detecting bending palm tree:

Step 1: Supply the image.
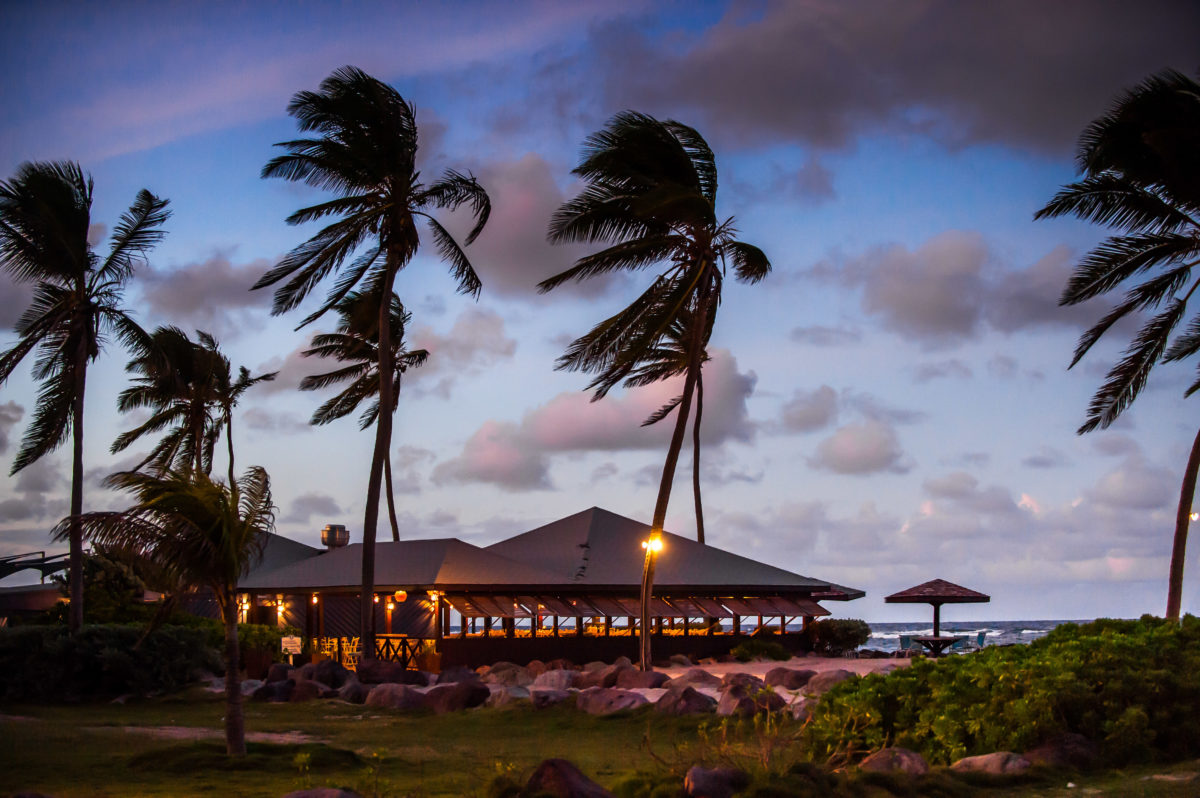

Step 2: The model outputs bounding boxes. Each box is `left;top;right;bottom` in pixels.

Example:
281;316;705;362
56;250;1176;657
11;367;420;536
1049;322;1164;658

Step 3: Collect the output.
300;290;428;540
256;66;489;656
1035;68;1200;620
0;161;169;633
541;112;770;667
55;467;274;756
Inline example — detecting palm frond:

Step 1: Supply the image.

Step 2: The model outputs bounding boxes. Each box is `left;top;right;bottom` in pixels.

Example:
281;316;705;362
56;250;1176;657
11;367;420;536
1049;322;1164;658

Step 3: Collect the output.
1035;173;1197;232
642;394;683;427
11;368;75;473
421;170;491;245
537;235;683;293
422;215;482;297
725;240;772;284
1164;306;1200;363
1061;233;1199;304
97;190;171;282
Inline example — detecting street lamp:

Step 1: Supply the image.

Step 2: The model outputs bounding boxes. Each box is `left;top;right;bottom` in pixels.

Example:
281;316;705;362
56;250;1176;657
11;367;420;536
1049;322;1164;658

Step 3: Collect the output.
639;533;663;671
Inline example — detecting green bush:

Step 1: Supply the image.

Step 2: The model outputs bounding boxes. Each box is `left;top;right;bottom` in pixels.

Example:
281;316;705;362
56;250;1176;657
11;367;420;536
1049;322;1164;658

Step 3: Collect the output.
731;638;791;662
802;614;1200;767
0;623;221;701
803;618;871;655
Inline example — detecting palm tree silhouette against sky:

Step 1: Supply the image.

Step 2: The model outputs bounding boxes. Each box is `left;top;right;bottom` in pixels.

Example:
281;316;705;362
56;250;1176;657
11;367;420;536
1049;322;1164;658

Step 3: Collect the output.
0;161;169;632
541;112;770;667
58;466;275;756
1036;69;1200;620
256;66;489;656
300;290;428;541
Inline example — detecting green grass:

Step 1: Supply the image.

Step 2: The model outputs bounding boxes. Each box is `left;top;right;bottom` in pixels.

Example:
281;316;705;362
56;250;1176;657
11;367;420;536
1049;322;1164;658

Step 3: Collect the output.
1;688;1198;797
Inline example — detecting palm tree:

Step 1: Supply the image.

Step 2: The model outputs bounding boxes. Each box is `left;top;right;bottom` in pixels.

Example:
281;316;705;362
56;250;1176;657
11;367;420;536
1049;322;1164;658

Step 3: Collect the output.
300;290;428;541
0;161;169;633
1035;68;1200;621
540;112;770;667
54;467;275;756
256;66;490;657
203;332;277;490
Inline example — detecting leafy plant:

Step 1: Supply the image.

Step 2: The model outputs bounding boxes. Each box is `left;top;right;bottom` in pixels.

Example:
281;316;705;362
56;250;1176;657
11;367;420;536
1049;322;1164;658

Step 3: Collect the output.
731;639;792;662
803;619;871;655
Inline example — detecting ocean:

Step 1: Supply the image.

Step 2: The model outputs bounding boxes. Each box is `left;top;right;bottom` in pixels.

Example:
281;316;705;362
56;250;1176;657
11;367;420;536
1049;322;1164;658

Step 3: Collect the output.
863;619;1094;653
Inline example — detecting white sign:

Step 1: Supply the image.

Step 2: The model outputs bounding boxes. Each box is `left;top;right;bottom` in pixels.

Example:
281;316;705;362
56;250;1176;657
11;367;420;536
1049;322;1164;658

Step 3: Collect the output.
281;636;302;654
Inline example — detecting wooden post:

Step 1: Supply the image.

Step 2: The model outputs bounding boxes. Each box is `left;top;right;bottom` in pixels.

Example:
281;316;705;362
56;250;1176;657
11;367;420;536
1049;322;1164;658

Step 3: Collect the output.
553;615;559;637
485;616;493;636
505;617;514;639
733;615;740;635
575;617;583;638
604;616;611;637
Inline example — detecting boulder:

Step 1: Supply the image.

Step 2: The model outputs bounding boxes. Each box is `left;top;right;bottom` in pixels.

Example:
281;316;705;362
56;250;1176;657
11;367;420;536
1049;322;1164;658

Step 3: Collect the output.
546;658;579;671
613;656;633;668
655;686;717;715
789;697;817;722
436;665;481;685
616;669;669;689
577;663;634;689
289;680;324;702
533;669;580;690
576;687;649;715
582;660;608;673
950;752;1032;775
665;668;722;691
480;662;533;687
526;759;615;798
803;669;856;696
859;747;929;775
425;681;491;714
356;660;426;685
1024;733;1100;770
527;659;548;676
337;678;371;705
531;688;573;709
281;790;363;798
716;685;785;717
251;679;294;703
364;683;429;711
487;685;530;707
669;654;695;667
266;663;292;683
239;678;264;696
720;672;766;692
764;667;816;690
310;659;351;689
684;765;749;798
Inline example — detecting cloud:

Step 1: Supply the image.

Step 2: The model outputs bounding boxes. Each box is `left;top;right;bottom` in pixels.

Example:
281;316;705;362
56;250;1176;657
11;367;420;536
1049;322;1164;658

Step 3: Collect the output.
390;445;436;495
923;471;1018;514
985;246;1108;333
1022;446;1070;469
590;462;619;483
780;385;838;432
0;457;67;522
913;359;973;383
1092;434;1141;458
1088;456;1174;510
254;336;324;395
432;420;552;491
0;401;24;454
843;392;926;425
0;274;34;330
409;307;517;397
789;325;862;347
283;493;343;524
138;253;274;339
242;407;312;435
988;355;1019;379
811;419;910;475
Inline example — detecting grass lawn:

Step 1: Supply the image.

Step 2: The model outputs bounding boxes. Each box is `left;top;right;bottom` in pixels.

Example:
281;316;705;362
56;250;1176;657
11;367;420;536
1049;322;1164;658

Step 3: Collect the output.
2;688;1198;797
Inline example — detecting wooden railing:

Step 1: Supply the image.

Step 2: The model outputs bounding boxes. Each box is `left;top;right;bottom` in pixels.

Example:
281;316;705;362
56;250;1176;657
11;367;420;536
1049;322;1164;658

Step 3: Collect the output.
312;635;432;671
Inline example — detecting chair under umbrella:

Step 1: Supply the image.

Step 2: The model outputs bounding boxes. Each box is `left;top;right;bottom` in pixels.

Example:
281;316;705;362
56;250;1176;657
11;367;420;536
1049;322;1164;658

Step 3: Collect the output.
885;579;990;657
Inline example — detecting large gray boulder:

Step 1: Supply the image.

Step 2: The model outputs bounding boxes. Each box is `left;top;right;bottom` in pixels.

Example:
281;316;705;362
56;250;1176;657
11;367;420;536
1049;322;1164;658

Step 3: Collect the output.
664;668;722;691
669;654;694;667
337;678;371;705
1023;733;1100;770
288;679;325;702
310;659;351;689
240;678;265;696
720;672;766;692
251;679;293;702
533;668;579;690
426;681;490;714
716;685;785;717
788;697;817;722
531;688;573;709
764;667;816;690
616;669;669;689
950;752;1032;775
525;758;614;798
480;661;533;687
486;685;530;707
859;747;929;775
576;687;649;715
265;663;292;683
364;683;429;711
655;686;717;715
436;665;480;685
684;765;749;798
355;660;426;685
803;669;856;696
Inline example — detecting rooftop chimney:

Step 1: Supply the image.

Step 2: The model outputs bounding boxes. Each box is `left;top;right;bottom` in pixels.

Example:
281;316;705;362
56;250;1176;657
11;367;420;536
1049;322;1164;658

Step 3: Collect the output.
321;524;349;550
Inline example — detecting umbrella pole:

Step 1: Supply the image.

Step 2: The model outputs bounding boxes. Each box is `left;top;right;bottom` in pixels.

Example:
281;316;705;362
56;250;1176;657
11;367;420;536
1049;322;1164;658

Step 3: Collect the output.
933;602;941;637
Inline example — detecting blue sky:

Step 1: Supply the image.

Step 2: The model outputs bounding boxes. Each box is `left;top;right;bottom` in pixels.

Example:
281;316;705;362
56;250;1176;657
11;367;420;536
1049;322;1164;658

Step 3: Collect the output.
2;0;1198;622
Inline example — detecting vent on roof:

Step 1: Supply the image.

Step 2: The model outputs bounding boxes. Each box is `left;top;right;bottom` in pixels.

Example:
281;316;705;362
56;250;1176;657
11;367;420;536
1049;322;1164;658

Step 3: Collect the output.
321;524;349;550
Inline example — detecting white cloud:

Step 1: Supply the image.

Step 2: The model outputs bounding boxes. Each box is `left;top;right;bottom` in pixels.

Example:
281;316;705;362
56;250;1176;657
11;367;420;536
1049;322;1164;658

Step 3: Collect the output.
811;419;910;475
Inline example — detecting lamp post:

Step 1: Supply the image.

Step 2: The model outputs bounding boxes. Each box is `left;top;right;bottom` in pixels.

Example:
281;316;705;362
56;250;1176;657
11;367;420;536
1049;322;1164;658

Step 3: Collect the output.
639;533;663;671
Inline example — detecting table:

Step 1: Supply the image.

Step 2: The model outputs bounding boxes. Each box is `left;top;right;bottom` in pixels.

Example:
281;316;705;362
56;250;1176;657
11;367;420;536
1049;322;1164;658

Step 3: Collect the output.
913;635;961;658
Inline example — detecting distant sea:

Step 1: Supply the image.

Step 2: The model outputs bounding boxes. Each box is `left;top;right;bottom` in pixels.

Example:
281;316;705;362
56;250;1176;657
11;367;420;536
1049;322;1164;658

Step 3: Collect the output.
862;619;1094;652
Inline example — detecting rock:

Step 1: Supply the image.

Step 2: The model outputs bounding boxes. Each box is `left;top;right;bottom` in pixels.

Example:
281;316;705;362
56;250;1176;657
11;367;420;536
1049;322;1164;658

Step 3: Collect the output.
534;669;580;690
789;697;817;722
289;680;324;702
364;683;429;711
616;669;669;689
684;765;749;798
1024;733;1100;770
266;663;292;683
311;659;350;688
613;656;633;669
436;665;481;685
716;685;785;717
720;672;766;692
858;649;890;659
803;669;856;696
859;747;929;775
526;758;615;798
251;679;294;703
281;790;364;798
531;688;573;709
337;678;371;705
576;687;649;715
764;667;816;690
527;659;548;676
577;663;634;689
546;658;579;671
355;660;426;685
480;661;533;687
664;668;722;690
655;686;717;715
582;660;608;673
669;654;694;667
951;752;1032;775
487;685;530;707
240;678;264;696
425;681;491;714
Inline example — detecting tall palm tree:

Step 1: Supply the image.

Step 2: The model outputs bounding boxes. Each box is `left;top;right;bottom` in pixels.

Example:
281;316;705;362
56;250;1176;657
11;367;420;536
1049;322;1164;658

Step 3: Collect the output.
1035;68;1200;620
256;66;489;656
300;290;428;541
541;112;770;667
0;161;169;633
202;332;277;491
55;467;275;756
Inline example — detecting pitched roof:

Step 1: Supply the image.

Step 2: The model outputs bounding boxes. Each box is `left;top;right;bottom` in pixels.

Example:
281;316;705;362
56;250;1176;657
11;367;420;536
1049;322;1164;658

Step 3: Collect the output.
484;507;839;592
241;533;323;585
885;578;990;603
241;537;564;591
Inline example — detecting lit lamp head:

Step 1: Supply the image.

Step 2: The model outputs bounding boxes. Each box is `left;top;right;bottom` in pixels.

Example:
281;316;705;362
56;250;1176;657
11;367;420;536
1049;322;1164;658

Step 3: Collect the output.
386;601;395;611
311;593;319;605
641;535;663;554
1192;512;1199;522
393;590;407;603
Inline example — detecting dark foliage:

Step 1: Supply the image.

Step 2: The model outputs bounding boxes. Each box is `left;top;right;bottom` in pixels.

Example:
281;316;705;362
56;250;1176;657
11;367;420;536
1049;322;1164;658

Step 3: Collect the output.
804;618;872;656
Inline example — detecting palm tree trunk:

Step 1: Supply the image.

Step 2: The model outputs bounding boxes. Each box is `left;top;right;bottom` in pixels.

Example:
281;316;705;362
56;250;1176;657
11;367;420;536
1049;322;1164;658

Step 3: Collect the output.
226;413;236;490
220;596;246;756
385;452;400;542
68;353;87;634
1166;424;1200;620
693;370;705;546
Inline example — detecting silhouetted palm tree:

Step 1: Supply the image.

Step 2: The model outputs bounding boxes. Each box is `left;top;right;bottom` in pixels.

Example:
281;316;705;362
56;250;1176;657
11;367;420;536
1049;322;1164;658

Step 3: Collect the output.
541;112;770;667
300;290;428;541
56;467;274;756
1035;68;1200;620
0;161;169;632
257;66;489;656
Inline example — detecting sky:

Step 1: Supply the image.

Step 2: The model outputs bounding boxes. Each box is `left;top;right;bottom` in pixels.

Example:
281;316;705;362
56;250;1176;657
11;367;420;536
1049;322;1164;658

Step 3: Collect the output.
1;0;1198;623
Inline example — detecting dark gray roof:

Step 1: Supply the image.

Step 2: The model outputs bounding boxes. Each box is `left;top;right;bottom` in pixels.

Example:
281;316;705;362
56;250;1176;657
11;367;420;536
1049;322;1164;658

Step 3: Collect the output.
241;537;564;591
241;533;323;585
484;507;843;592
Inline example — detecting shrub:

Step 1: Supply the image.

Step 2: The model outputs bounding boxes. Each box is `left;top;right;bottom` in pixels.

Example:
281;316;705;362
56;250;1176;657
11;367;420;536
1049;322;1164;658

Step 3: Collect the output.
803;618;871;655
731;638;791;662
0;623;221;701
802;614;1200;767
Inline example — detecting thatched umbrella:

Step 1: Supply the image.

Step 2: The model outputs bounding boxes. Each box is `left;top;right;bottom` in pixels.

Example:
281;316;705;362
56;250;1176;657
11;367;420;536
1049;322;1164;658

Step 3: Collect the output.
885;579;990;637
